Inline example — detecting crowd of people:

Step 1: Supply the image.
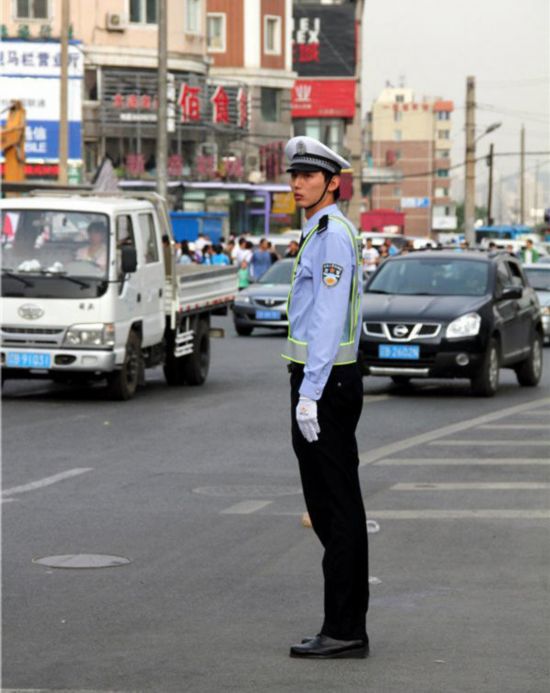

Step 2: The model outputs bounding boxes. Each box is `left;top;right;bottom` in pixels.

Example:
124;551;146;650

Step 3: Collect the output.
168;232;300;289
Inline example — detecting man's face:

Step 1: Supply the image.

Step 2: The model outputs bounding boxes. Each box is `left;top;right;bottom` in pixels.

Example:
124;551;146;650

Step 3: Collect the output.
88;229;104;247
290;170;336;210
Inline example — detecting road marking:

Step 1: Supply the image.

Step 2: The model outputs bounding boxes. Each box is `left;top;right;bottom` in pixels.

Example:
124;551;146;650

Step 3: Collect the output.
430;440;550;447
375;458;550;466
517;410;550;416
220;500;272;514
269;509;550;520
392;482;550;491
363;394;391;403
477;424;550;430
2;468;93;498
359;396;550;466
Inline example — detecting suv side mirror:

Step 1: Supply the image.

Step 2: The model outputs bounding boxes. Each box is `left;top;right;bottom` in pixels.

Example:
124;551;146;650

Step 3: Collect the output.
121;245;137;273
500;285;523;300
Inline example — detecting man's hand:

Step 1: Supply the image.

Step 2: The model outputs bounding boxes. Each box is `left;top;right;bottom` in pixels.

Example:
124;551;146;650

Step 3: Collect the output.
296;396;320;443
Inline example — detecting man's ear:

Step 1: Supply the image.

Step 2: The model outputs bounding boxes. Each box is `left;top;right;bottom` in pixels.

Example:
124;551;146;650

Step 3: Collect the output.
327;175;340;194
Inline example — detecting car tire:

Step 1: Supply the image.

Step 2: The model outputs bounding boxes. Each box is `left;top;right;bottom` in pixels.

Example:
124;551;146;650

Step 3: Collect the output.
235;324;253;336
183;319;210;386
470;337;500;397
107;330;142;400
515;332;543;387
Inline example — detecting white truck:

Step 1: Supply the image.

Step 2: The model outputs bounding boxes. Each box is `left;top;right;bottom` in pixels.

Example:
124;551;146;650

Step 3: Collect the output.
1;192;237;399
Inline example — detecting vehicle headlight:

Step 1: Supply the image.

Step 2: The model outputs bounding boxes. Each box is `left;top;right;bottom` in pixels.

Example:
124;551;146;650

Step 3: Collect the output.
541;306;550;316
446;312;481;339
64;323;115;347
235;296;251;305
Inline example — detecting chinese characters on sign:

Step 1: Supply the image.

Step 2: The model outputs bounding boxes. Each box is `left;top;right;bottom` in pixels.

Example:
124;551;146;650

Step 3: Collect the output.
179;84;201;122
211;86;230;125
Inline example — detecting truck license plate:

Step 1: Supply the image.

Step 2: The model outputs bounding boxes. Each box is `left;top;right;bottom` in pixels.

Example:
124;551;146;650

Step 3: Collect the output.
256;309;281;320
6;351;51;369
378;344;420;360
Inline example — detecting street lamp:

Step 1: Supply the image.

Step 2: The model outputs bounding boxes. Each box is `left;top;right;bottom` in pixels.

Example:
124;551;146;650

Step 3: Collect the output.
475;121;502;143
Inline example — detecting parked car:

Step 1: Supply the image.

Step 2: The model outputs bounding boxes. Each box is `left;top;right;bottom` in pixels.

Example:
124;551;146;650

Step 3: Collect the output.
523;263;550;343
232;258;293;336
359;250;544;396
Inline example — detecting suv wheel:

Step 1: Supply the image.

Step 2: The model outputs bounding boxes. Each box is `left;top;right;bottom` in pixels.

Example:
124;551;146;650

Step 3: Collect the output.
515;332;543;387
471;337;500;397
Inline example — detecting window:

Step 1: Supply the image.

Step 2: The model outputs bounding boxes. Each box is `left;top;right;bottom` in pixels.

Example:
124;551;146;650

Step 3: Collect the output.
394;110;402;123
438;130;450;139
507;261;526;288
16;0;49;18
138;213;159;264
294;119;344;153
186;0;201;34
437;149;450;158
116;215;136;282
393;187;401;196
436;169;449;178
496;262;512;295
207;13;226;52
394;130;402;141
130;0;157;24
436;111;450;120
395;94;404;103
84;68;98;101
264;15;282;55
435;187;449;198
261;88;280;122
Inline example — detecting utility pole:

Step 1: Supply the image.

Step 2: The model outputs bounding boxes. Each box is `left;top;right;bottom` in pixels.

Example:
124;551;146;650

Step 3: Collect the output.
58;0;69;185
486;143;494;226
156;0;168;199
534;160;540;225
520;124;525;224
464;76;476;245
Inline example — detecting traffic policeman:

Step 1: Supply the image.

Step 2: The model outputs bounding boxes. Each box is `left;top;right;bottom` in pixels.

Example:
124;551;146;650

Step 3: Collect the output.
283;136;369;659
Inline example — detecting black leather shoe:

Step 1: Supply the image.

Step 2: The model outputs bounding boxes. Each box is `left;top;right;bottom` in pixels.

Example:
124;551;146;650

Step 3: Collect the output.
290;634;369;659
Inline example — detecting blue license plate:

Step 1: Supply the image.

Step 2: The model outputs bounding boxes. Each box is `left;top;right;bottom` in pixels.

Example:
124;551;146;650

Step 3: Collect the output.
6;351;51;369
378;344;420;360
256;309;281;320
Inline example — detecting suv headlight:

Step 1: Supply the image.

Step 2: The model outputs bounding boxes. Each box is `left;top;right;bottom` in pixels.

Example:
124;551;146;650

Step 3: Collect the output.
235;296;251;305
446;312;481;339
64;323;115;347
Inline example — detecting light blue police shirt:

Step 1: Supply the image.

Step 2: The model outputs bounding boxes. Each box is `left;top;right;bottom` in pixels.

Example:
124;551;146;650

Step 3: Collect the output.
288;203;362;401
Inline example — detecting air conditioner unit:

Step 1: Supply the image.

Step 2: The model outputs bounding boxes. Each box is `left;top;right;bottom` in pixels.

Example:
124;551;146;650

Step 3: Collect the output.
106;13;127;31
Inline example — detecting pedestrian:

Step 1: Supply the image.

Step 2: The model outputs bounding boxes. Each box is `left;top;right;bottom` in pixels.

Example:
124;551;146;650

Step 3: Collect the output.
282;135;369;660
200;244;213;265
268;240;280;265
177;240;194;265
211;243;231;265
285;240;300;258
237;259;250;290
362;237;379;274
520;238;540;264
250;238;272;280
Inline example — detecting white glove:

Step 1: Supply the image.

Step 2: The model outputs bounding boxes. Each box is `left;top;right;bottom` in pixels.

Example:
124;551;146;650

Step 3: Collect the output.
296;396;320;443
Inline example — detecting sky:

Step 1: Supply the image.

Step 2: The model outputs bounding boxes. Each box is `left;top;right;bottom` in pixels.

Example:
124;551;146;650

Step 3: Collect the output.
361;0;550;203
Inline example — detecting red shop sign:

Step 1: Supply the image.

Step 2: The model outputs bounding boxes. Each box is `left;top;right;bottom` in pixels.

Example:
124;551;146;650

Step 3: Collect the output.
291;79;355;118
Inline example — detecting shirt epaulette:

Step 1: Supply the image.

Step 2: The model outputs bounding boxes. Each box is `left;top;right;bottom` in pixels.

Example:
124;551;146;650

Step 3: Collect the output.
317;215;329;235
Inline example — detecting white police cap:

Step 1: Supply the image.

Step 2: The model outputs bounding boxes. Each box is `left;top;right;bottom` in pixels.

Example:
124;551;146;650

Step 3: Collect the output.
285;136;350;175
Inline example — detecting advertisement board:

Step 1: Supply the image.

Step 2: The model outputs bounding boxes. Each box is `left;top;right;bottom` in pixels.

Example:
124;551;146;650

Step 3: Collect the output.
0;40;83;161
292;4;356;77
291;79;355;118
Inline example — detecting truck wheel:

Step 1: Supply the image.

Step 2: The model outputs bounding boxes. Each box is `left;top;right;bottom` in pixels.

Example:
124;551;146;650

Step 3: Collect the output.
515;333;543;386
107;330;141;400
235;323;253;336
183;320;210;386
470;337;500;397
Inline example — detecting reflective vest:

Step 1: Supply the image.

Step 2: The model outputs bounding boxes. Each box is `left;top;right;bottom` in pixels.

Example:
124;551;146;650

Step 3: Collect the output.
282;215;361;366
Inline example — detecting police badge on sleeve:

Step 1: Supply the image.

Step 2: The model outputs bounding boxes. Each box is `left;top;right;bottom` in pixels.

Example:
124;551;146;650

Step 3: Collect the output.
322;263;343;287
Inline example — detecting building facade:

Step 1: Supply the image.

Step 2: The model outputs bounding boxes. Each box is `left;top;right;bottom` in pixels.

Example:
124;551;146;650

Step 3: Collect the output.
365;87;456;236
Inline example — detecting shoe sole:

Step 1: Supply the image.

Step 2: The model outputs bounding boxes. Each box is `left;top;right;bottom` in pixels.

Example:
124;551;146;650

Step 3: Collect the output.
290;647;369;659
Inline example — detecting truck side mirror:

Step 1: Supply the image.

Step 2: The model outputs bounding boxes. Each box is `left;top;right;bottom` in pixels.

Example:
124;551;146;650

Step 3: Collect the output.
121;245;137;273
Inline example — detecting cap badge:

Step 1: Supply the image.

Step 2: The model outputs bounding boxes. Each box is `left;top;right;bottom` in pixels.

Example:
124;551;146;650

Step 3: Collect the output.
296;140;307;155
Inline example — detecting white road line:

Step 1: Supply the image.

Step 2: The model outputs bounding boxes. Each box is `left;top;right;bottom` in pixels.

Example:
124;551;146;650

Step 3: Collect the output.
516;410;550;416
392;482;550;491
363;394;391;403
2;468;93;498
220;500;273;515
358;396;550;466
375;458;550;466
268;509;550;520
477;424;550;430
430;440;550;447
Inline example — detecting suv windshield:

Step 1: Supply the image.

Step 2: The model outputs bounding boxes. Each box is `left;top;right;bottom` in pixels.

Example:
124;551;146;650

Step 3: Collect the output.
2;209;110;298
258;260;293;285
368;257;489;296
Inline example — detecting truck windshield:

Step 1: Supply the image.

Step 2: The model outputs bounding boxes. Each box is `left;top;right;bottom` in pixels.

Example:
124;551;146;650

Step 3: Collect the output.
368;258;489;297
1;209;110;298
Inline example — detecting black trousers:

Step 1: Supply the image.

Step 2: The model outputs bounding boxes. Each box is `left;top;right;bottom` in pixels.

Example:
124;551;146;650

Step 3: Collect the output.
290;362;369;641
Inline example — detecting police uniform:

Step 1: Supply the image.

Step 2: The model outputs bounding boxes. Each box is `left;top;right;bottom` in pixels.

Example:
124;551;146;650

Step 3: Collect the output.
284;137;369;658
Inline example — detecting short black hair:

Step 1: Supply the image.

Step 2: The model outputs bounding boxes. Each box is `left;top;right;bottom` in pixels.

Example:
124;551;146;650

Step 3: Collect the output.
322;170;341;201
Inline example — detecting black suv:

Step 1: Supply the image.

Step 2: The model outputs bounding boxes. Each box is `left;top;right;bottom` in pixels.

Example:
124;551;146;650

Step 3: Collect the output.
359;250;543;396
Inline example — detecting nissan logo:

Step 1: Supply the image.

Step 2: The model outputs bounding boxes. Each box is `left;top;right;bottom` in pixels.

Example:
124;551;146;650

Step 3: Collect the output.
393;324;409;338
18;304;44;320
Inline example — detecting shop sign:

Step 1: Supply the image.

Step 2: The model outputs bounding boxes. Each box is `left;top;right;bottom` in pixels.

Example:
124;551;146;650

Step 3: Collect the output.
292;5;356;77
291;79;355;118
0;40;82;161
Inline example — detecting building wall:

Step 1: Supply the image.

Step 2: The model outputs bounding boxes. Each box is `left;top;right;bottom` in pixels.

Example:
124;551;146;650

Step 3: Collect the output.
206;0;244;68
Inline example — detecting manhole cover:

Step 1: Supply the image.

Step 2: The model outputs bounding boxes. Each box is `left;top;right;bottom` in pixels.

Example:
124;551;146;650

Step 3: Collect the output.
33;554;131;569
193;485;302;497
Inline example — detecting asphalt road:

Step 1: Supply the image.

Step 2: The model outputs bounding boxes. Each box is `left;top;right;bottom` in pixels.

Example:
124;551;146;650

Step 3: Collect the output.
2;315;550;693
